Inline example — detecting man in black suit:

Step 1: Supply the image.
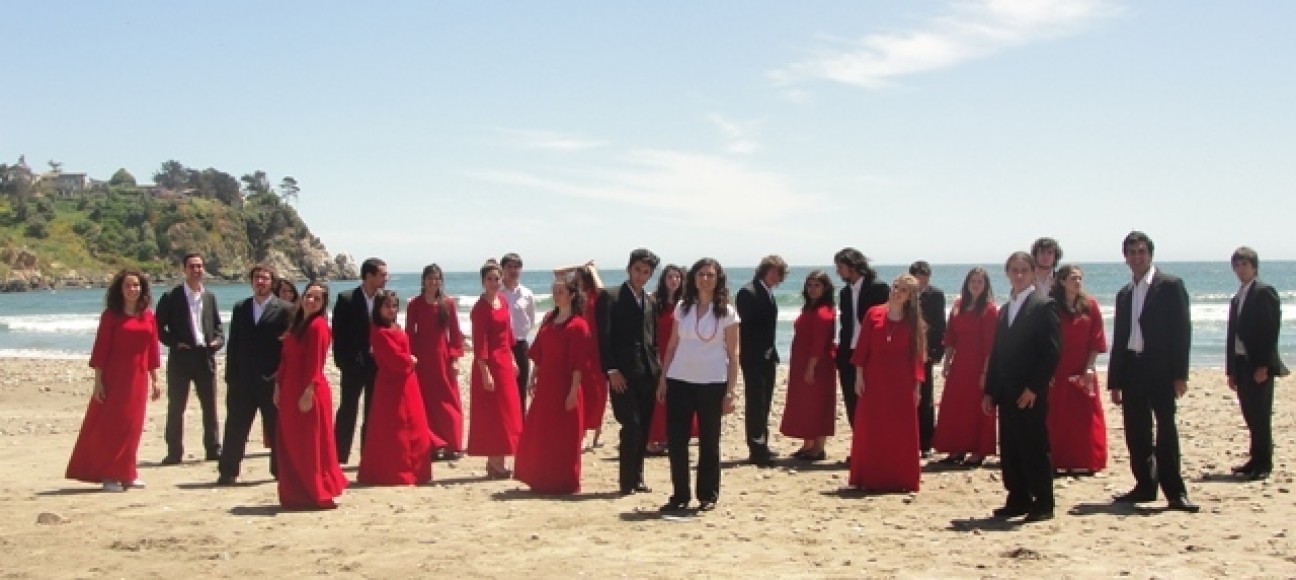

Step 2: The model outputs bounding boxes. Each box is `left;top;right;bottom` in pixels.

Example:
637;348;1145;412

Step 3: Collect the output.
1225;246;1288;481
333;257;388;464
910;261;946;458
598;248;661;496
833;248;889;430
155;252;225;464
983;251;1060;523
1108;231;1199;512
736;255;787;467
217;265;290;485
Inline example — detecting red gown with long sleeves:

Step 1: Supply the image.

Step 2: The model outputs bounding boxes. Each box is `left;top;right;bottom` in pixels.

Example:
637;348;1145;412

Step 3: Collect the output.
1047;297;1109;471
467;295;523;456
649;305;696;443
275;316;347;509
849;306;924;492
932;303;999;457
780;304;838;439
66;309;161;485
579;291;607;430
358;325;435;485
514;314;589;494
408;294;465;453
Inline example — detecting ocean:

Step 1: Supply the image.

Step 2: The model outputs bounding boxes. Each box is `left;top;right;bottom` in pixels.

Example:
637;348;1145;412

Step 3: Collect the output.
3;261;1294;369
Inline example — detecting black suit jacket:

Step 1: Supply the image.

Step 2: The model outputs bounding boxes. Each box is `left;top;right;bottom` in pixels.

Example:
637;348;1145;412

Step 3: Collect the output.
837;278;890;365
1108;269;1192;392
918;286;947;361
597;282;659;380
332;286;374;376
155;283;225;352
225;295;291;384
736;279;779;365
1226;278;1289;379
985;289;1060;405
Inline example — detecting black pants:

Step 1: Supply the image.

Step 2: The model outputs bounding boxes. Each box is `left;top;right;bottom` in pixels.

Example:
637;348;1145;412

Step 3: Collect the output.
1233;356;1274;471
1119;358;1186;499
513;340;531;414
218;376;278;479
666;379;725;504
918;360;936;452
609;373;657;491
998;399;1054;511
335;366;375;464
165;348;220;458
837;354;858;429
741;358;777;458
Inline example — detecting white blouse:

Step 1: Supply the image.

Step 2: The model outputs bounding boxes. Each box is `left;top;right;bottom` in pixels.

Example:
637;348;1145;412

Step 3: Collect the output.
666;302;741;384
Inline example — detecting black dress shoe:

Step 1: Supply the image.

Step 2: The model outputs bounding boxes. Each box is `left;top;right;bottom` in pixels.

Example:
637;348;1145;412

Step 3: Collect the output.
634;483;652;494
659;500;690;513
160;455;182;466
205;450;221;461
800;451;827;462
1113;489;1157;503
698;501;717;512
749;455;775;468
1024;509;1055;523
992;505;1031;519
216;475;238;486
1246;469;1272;481
1231;461;1255;475
1166;495;1200;513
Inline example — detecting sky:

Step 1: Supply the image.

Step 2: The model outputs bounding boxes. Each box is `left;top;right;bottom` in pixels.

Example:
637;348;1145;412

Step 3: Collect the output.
3;1;1293;272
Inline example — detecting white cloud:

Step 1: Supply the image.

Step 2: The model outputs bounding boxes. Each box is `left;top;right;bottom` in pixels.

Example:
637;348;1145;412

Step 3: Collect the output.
770;0;1122;89
492;128;609;151
706;114;761;155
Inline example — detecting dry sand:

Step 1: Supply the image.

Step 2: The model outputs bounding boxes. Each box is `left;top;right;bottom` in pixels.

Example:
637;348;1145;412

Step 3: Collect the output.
1;357;1294;578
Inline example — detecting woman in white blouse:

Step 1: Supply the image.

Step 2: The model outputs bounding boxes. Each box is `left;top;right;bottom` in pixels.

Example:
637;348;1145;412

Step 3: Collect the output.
657;258;740;514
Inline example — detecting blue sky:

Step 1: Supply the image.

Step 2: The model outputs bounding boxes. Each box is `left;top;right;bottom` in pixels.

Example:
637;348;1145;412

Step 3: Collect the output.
3;1;1293;271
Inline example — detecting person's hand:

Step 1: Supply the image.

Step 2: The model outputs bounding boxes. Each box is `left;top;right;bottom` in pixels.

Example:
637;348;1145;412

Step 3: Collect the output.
565;388;578;411
1110;389;1123;406
855;380;866;397
149;376;161;401
802;367;814;384
298;385;314;413
177;342;191;349
482;367;496;392
92;379;106;403
722;393;736;415
527;376;537;398
980;394;994;416
1227;376;1237;391
941;363;950;378
656;380;667;404
914;385;920;409
1254;366;1270;384
273;385;280;407
1174;379;1188;399
1016;388;1036;409
609;370;627;393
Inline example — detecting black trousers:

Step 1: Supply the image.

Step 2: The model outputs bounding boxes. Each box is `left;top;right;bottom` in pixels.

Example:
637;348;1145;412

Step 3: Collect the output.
666;379;725;504
165;348;220;458
610;373;657;491
334;366;375;464
918;360;936;452
1232;356;1275;471
218;376;277;479
998;399;1054;511
741;358;777;458
1119;356;1187;499
512;340;531;414
837;354;858;429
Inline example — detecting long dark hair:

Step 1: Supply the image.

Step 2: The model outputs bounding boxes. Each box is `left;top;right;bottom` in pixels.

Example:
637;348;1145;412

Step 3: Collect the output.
287;280;330;339
957;267;993;315
653;263;685;313
834;247;877;285
801;269;835;312
680;258;730;319
1051;264;1091;316
273;278;299;303
371;290;399;328
105;268;151;316
421;263;450;324
545;273;586;325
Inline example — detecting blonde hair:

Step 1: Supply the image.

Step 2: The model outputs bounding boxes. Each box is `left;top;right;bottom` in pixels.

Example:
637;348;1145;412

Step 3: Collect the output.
894;274;928;364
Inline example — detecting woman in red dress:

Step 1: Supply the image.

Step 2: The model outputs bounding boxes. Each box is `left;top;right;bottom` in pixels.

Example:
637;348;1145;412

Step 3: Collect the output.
468;259;524;478
1047;265;1109;474
66;269;162;492
514;276;589;494
780;270;837;461
848;274;926;493
358;291;436;485
647;264;688;455
932;267;999;466
408;264;466;459
275;281;347;509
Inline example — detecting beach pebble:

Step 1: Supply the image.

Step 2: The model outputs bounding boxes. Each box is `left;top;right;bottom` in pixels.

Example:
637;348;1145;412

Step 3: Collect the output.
35;512;68;525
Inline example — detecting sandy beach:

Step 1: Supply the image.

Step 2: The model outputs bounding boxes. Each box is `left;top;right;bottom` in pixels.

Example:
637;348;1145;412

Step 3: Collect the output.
1;357;1293;578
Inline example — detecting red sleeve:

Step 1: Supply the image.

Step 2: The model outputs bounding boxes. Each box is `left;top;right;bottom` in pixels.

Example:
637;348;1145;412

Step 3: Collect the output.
446;297;465;358
305;317;330;384
942;309;959;348
806;306;834;357
406;298;424;340
471;299;488;363
528;320;547;364
914;338;927;382
1088;297;1108;354
850;307;875;368
370;327;408;370
569;317;593;375
981;304;998;348
145;310;161;370
88;310;115;370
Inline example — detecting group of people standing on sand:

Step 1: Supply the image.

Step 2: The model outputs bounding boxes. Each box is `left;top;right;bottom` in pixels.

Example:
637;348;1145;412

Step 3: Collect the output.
63;230;1285;519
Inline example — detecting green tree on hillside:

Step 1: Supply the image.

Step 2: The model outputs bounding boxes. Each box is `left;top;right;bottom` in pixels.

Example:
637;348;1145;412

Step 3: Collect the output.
109;168;137;187
154;160;188;189
279;176;300;206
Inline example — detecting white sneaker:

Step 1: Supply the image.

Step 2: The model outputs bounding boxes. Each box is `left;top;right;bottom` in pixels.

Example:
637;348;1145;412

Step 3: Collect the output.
102;481;125;492
129;479;146;489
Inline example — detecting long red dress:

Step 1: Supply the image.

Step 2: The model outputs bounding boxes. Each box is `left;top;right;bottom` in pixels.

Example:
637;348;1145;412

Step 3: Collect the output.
514;314;589;494
408;294;465;453
1047;297;1108;471
276;316;347;509
358;325;436;485
849;306;924;492
932;303;999;457
648;305;696;443
66;309;161;485
780;304;837;438
467;295;523;456
579;291;607;430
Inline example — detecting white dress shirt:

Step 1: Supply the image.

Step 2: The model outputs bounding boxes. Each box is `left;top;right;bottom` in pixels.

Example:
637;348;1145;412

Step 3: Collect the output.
501;283;536;342
1007;285;1035;327
1127;265;1157;353
183;283;205;344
